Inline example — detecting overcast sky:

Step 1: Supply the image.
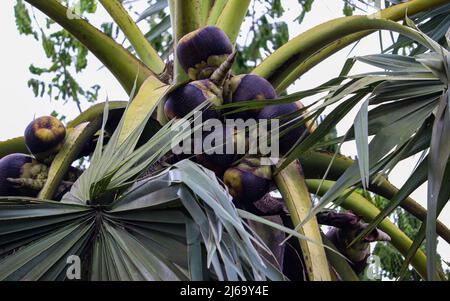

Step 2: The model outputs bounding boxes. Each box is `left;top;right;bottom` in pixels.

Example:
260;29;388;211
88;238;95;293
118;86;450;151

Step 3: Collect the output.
0;0;448;266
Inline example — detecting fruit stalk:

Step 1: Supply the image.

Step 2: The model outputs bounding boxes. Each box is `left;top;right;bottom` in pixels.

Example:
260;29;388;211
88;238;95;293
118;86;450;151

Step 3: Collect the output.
25;0;153;94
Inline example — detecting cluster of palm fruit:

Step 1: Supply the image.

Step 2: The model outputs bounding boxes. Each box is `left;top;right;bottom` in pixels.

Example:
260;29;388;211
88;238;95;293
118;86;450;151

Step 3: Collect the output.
164;26;310;211
0;116;81;200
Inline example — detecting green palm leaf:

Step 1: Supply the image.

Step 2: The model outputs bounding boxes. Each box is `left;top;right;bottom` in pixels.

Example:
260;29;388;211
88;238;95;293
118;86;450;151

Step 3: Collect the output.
0;159;287;280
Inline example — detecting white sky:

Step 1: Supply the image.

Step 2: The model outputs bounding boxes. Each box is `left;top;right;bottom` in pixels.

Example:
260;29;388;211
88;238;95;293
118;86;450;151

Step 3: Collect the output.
0;0;448;265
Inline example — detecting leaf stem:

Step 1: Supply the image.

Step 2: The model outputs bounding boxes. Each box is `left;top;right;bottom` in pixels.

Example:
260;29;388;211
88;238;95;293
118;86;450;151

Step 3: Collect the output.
25;0;153;94
251;0;449;92
215;0;251;44
170;0;202;83
206;0;227;25
99;0;165;74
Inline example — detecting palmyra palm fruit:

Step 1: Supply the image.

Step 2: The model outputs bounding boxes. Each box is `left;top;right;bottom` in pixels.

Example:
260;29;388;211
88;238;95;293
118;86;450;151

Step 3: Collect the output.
0;153;48;196
164;51;237;121
257;101;308;156
177;26;233;80
164;79;222;121
223;158;272;204
24;116;66;163
225;74;277;120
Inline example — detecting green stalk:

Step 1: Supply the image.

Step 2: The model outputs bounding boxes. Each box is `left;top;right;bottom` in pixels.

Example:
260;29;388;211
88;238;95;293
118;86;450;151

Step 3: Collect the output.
275;161;332;281
288;0;448;86
0;137;28;159
306;179;434;280
215;0;251;44
299;151;450;246
99;0;165;74
172;0;201;41
199;0;214;26
268;33;365;93
67;101;128;129
169;0;176;39
25;0;153;95
259;17;434;91
206;0;228;25
170;0;202;83
168;0;183;83
251;0;449;92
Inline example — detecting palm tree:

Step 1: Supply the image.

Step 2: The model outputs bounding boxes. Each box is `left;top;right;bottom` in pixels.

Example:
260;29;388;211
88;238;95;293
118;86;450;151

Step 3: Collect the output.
0;0;449;281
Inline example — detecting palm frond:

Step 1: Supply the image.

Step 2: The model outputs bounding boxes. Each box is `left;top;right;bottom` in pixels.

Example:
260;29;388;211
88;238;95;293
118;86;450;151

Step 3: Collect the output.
0;158;288;280
0;83;289;280
246;21;449;279
384;2;450;54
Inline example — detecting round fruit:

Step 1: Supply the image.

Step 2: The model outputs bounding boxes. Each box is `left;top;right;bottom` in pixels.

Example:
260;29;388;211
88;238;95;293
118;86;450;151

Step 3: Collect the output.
225;74;277;120
257;101;309;156
223;158;272;204
177;26;233;80
24;116;66;163
164;80;223;121
0;153;47;196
